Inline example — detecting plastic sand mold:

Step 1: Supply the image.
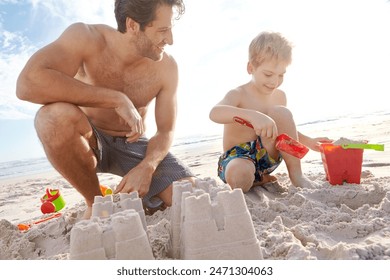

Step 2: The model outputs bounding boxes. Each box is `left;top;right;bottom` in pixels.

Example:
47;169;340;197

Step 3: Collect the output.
100;185;113;196
40;188;66;214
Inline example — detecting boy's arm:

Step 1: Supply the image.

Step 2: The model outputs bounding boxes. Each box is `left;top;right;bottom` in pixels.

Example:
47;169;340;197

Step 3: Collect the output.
209;90;278;139
298;131;333;152
209;90;251;123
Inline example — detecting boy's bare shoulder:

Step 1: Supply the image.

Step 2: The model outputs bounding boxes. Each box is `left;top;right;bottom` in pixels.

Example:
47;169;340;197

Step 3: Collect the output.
226;85;248;98
222;85;247;105
273;88;287;105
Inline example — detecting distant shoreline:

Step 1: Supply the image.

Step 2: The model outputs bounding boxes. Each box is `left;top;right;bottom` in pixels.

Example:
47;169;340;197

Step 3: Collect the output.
1;109;389;181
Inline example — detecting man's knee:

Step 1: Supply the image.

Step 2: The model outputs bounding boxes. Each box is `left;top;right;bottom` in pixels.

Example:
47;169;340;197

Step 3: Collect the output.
35;102;84;143
35;103;80;127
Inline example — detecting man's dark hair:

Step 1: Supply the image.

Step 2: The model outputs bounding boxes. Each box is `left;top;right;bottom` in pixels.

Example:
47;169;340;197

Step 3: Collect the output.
115;0;185;33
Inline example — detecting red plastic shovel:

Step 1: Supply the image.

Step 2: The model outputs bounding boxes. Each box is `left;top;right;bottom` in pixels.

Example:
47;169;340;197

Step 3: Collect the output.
233;116;309;159
17;213;62;232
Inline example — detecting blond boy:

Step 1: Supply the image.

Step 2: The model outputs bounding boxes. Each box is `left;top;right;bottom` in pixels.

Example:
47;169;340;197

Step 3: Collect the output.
209;31;331;192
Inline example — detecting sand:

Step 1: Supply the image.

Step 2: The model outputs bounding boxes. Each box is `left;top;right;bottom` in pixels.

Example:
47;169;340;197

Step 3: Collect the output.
1;111;390;261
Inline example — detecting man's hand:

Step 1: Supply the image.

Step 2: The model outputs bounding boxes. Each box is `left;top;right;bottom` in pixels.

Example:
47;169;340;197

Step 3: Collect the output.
114;95;144;142
114;164;154;197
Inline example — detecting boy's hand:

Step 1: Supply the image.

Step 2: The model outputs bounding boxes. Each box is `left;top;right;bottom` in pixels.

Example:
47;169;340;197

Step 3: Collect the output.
311;137;333;152
251;114;278;139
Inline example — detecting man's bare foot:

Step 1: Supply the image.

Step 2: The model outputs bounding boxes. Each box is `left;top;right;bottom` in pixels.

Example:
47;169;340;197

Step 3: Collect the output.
143;196;166;216
82;206;92;220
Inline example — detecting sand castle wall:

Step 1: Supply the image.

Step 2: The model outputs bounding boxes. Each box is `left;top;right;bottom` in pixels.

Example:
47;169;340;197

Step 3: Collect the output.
69;178;262;260
69;192;153;260
169;179;263;260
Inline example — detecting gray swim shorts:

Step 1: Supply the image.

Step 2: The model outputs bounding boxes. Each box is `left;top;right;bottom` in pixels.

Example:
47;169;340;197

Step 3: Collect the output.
90;123;194;202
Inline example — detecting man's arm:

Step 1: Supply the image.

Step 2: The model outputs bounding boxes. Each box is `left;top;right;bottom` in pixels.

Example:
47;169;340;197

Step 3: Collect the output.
141;57;178;171
114;55;179;196
17;23;116;106
16;23;143;135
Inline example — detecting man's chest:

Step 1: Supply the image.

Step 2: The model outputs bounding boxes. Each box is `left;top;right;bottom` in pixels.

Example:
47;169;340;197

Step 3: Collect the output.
79;58;162;107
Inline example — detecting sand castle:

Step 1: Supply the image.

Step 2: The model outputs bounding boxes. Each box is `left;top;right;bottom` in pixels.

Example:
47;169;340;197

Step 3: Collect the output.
169;178;263;260
69;178;262;260
69;192;153;260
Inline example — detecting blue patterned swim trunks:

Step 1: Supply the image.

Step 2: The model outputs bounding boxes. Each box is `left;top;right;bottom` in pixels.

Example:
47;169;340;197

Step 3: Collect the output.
218;136;282;183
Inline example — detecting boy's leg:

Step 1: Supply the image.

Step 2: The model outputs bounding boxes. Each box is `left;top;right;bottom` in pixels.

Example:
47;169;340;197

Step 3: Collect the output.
266;106;315;188
224;158;256;193
35;102;101;216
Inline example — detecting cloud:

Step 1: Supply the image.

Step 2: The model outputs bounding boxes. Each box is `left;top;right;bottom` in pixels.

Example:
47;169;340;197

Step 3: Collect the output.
0;0;19;4
0;25;39;119
0;0;116;120
1;0;390;124
29;0;115;27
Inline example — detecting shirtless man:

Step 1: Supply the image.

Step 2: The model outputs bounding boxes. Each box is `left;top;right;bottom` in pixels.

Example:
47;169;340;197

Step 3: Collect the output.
16;0;194;218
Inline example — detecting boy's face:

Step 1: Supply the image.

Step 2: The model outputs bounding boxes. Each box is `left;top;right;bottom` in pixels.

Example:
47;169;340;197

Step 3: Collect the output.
248;59;289;94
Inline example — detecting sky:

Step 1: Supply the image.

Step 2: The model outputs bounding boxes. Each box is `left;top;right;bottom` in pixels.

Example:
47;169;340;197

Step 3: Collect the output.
1;0;390;162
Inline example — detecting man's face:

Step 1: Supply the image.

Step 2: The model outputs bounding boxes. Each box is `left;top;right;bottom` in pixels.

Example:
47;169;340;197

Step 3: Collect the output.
136;5;174;61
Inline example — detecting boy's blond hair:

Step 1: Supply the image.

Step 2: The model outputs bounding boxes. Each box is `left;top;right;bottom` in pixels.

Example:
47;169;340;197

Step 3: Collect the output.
249;31;293;68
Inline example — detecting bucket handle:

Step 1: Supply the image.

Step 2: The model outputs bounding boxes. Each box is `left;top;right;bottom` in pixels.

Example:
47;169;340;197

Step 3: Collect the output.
46;188;54;198
341;143;384;151
45;188;60;199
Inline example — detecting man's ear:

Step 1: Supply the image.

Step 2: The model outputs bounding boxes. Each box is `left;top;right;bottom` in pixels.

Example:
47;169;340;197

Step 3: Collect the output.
126;17;140;33
247;62;253;74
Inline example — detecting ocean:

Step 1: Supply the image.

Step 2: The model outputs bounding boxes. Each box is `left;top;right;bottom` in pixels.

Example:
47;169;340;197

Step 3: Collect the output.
1;109;389;181
0;157;54;180
0;133;223;180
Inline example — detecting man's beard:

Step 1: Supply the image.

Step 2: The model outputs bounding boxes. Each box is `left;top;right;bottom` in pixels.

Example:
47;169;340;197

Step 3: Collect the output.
136;32;164;61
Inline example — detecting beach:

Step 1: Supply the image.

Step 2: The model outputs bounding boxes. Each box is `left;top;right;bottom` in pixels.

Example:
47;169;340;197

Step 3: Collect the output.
1;110;390;261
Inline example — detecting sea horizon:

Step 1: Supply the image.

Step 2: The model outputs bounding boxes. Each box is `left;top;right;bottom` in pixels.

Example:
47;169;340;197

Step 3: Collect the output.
1;109;389;180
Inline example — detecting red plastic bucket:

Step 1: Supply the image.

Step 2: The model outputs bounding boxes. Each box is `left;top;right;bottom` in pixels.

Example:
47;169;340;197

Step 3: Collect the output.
320;143;363;185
